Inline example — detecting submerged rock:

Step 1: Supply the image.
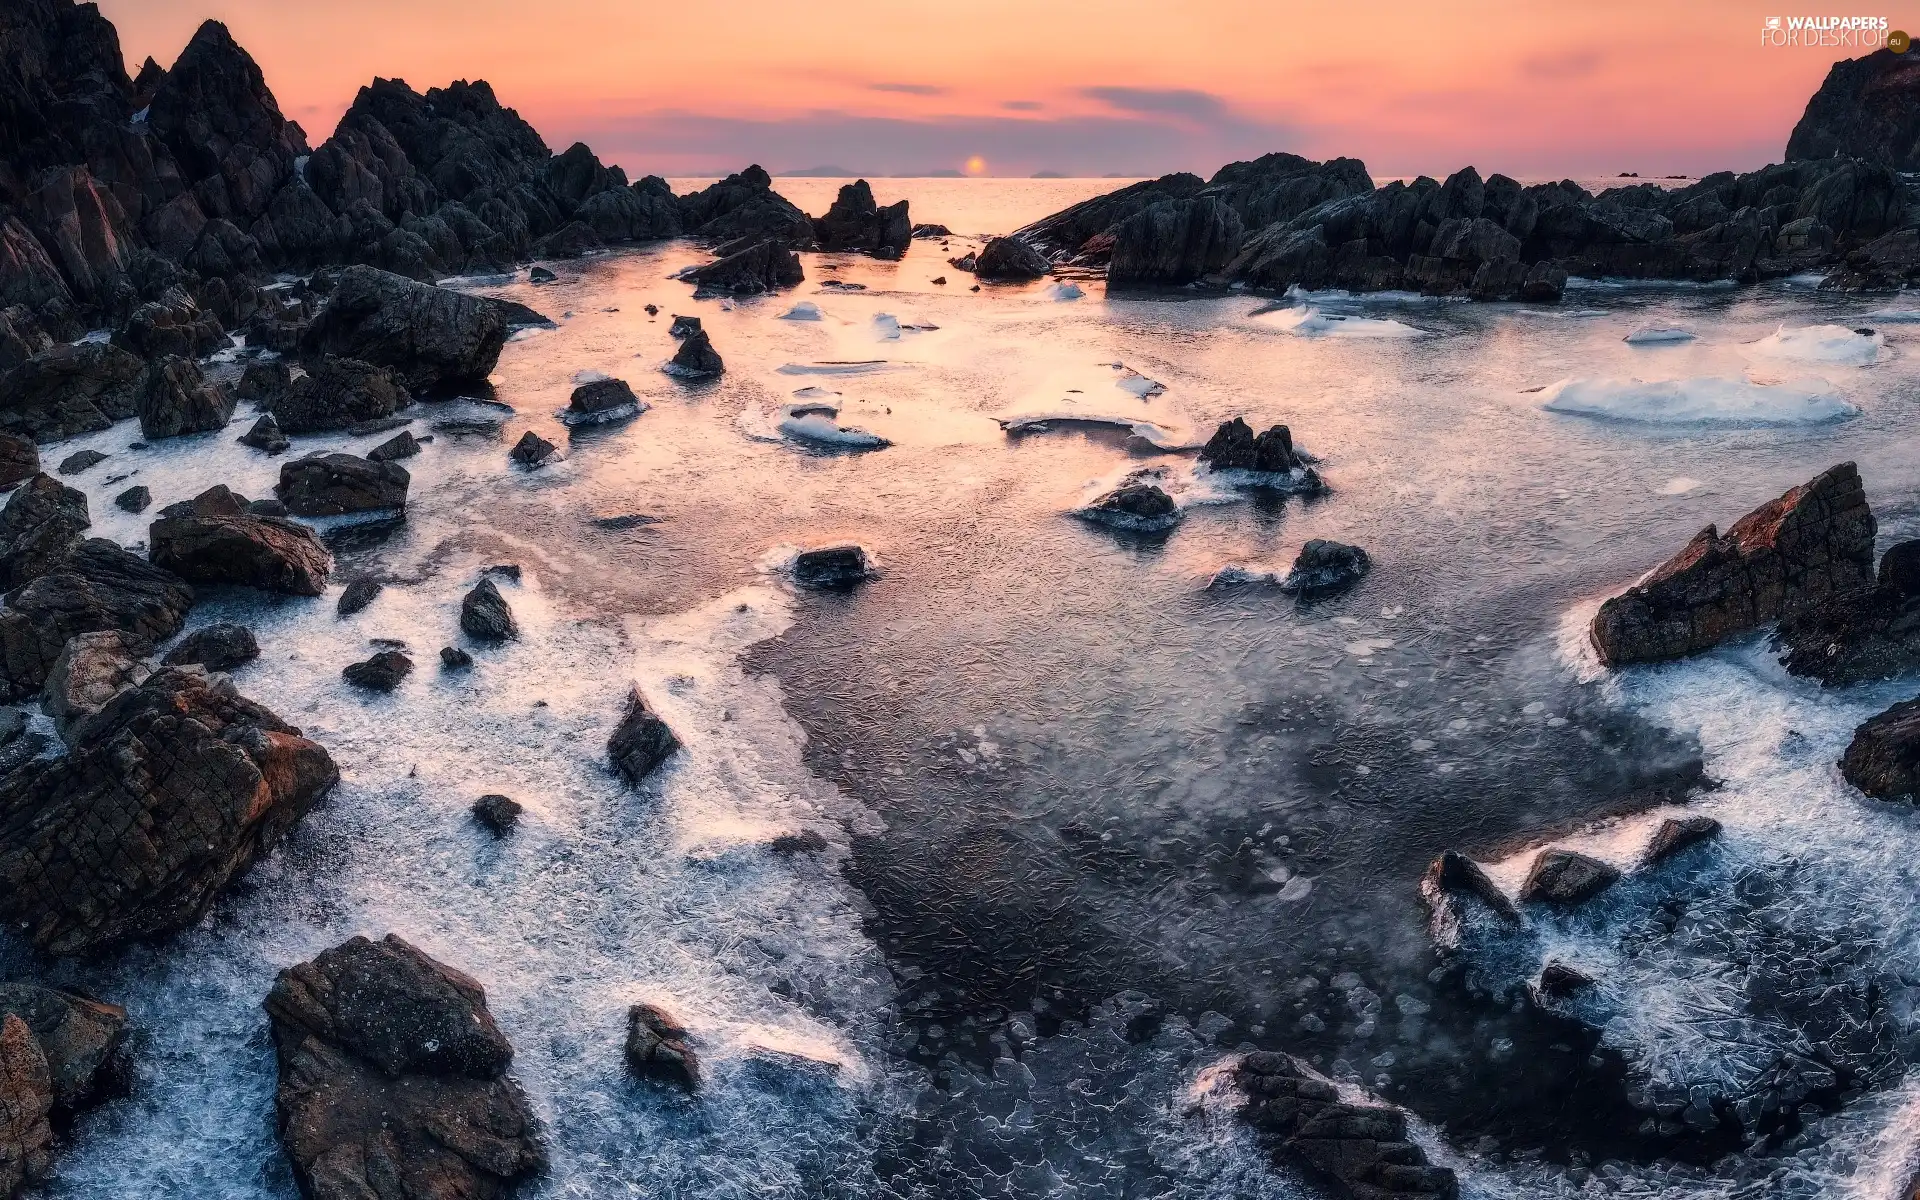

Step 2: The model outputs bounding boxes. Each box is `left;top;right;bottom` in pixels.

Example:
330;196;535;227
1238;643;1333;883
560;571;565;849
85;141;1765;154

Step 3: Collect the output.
669;329;724;376
1841;697;1920;803
1078;481;1179;532
460;577;518;642
149;484;332;596
472;793;522;835
1279;540;1370;594
1520;848;1621;904
972;236;1051;280
53;449;104;476
268;356;407;434
0;474;90;593
0;666;336;954
342;649;411;692
300;266;508;391
792;544;873;587
136;355;235;439
565;377;640;425
0;539;195;702
625;1003;697;1091
239;411;290;453
1235;1051;1457;1200
509;430;557;467
276;453;409;516
163;622;260;672
608;687;679;783
265;935;545;1200
1536;961;1595;1000
1591;462;1876;666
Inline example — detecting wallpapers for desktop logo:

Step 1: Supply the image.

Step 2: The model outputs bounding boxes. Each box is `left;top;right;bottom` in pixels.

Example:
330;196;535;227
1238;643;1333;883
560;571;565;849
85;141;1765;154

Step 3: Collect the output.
1760;14;1904;49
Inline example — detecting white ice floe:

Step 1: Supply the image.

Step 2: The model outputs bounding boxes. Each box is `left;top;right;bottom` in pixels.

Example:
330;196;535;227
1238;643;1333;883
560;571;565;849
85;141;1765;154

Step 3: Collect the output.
1258;304;1425;339
570;369;612;384
1538;375;1859;426
1044;281;1085;301
1112;365;1167;398
997;412;1190;452
1745;322;1883;365
776;361;890;376
1623;326;1697;345
872;313;901;340
1656;477;1704;495
778;411;889;450
778;301;824;320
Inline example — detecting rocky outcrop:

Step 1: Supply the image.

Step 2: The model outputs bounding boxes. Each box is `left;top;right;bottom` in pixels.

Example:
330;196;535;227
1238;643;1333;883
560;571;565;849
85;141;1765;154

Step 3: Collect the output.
1644;815;1721;863
268;356;407;433
0;435;37;491
460;577;517;641
1107;197;1244;285
793;544;873;587
0;1012;52;1197
276;452;408;516
239;411;289;452
1841;697;1920;803
149;484;331;595
0;983;129;1113
1519;849;1621;904
42;628;146;739
565;377;639;425
669;329;724;376
1199;418;1303;473
508;430;555;467
676;166;814;247
608;687;678;783
1774;539;1920;684
1014;173;1206;262
0;342;144;442
135;354;234;438
813;180;909;257
971;236;1051;280
0;665;335;953
1419;849;1519;948
0;538;194;702
1787;48;1920;169
682;240;803;296
0;473;90;592
1078;480;1179;532
1590;463;1877;666
115;291;226;361
265;934;545;1200
301;266;507;391
625;1004;697;1091
1235;1051;1458;1200
1280;540;1370;594
163;620;259;671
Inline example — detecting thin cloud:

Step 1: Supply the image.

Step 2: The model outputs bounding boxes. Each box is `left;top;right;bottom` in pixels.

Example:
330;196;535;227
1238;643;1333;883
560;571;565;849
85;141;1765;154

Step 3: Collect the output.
1002;100;1043;111
869;82;947;96
1081;86;1235;124
1518;48;1605;80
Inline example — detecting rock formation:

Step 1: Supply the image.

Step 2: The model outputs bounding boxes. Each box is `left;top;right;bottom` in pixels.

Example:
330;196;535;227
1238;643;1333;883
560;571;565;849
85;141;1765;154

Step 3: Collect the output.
460;577;517;641
1235;1050;1458;1199
813;180;910;257
1842;697;1920;802
608;687;679;783
276;452;408;515
0;537;194;701
300;266;506;392
1787;47;1920;169
1773;539;1920;684
149;484;332;595
268;356;407;433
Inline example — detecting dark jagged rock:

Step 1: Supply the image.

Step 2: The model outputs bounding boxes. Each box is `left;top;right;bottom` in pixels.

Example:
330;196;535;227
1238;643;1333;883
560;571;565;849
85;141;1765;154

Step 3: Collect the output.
676;166;815;246
342;648;411;692
1774;539;1920;684
136;354;234;438
336;575;381;615
367;430;420;462
813;180;910;257
1644;815;1721;863
528;266;556;284
237;360;290;404
1198;418;1301;472
0;435;37;490
149;484;331;595
1078;481;1179;532
460;577;517;642
163;621;259;671
912;223;951;238
509;430;556;468
115;292;226;361
268;355;406;433
608;687;679;783
534;220;601;259
1235;1051;1458;1200
0;308;52;374
1279;540;1370;594
1537;962;1595;1000
265;934;545;1200
1788;48;1920;168
682;240;803;296
669;329;724;376
1520;848;1621;904
0;983;128;1113
1591;463;1877;666
276;452;408;516
668;314;700;338
0;665;335;953
1842;697;1920;803
1107;197;1244;285
112;484;149;513
971;236;1052;280
238;410;289;452
146;19;307;224
301;266;507;391
1420;849;1520;923
0;342;144;442
1014;173;1206;261
0;474;90;593
440;645;472;670
565;377;639;425
770;829;829;856
472;793;521;835
792;544;873;587
625;1003;697;1091
55;449;106;475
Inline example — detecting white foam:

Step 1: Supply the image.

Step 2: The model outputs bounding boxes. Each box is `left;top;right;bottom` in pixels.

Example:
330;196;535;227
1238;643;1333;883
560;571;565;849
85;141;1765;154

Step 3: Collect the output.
777;411;890;450
1624;326;1696;345
872;313;901;340
1044;282;1086;301
1745;323;1883;365
1861;307;1920;324
1538;375;1858;426
1257;304;1425;339
997;412;1191;452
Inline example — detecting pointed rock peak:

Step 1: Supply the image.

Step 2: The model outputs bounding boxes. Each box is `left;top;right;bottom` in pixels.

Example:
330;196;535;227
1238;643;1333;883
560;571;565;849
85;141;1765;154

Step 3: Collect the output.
742;164;771;188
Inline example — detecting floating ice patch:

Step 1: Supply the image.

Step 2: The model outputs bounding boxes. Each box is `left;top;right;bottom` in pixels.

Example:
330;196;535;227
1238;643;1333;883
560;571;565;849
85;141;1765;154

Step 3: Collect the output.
776;361;890;376
1538;375;1858;426
872;313;901;340
1623;326;1696;345
778;301;823;321
1258;304;1425;339
997;412;1191;452
778;410;889;451
1656;477;1704;495
1044;281;1085;301
1113;365;1166;398
1745;323;1883;365
571;369;611;384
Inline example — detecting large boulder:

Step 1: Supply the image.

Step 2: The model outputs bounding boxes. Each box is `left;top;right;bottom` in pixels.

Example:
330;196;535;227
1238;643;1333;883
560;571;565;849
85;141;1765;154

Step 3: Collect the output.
1591;463;1877;666
682;240;803;296
1841;697;1920;803
0;539;194;703
265;934;545;1200
1106;197;1244;285
268;357;407;433
0;983;128;1112
163;621;260;671
276;453;408;516
115;292;227;361
972;236;1051;280
136;355;235;438
812;180;910;257
0;474;90;593
0;342;144;442
0;666;335;954
608;687;679;783
1235;1051;1457;1200
676;166;816;246
1519;848;1621;904
1787;48;1920;169
0;434;36;491
0;1013;52;1197
1774;539;1920;684
301;266;507;391
149;484;332;596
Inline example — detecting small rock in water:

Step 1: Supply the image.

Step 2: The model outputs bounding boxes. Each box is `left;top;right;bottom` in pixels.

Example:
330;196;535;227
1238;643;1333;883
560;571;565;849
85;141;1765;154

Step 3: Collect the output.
484;563;522;582
112;485;149;514
529;266;557;284
1520;848;1621;904
342;649;412;692
1421;849;1520;922
608;687;679;783
163;623;260;672
1079;481;1180;532
1279;540;1370;594
625;1003;698;1091
471;793;522;835
57;450;108;475
930;275;947;285
440;646;473;670
1536;961;1595;999
793;544;873;587
1199;417;1303;473
337;576;383;616
643;303;659;316
669;329;724;376
1643;815;1721;862
460;577;518;642
239;412;289;453
770;829;829;856
510;430;557;467
566;377;640;425
366;430;420;462
668;314;701;338
592;513;661;530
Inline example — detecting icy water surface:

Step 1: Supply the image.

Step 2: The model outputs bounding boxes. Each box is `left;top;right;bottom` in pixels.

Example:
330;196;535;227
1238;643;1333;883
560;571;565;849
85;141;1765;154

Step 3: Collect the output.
8;214;1920;1199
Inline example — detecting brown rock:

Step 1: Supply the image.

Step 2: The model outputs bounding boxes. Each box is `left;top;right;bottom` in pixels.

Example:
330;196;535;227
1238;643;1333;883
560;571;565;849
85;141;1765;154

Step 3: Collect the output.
0;984;128;1111
608;687;679;783
0;539;194;703
1841;697;1920;803
1643;815;1721;863
276;453;409;516
625;1003;697;1091
150;485;332;595
1235;1051;1457;1200
0;436;36;492
0;1014;52;1198
0;474;89;593
1519;848;1621;904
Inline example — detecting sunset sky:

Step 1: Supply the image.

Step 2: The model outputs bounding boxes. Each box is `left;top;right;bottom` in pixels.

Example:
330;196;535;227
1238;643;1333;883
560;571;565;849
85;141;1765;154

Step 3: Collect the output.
98;0;1877;180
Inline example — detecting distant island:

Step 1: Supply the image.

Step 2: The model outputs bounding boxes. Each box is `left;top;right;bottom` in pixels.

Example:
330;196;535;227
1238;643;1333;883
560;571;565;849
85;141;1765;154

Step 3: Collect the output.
777;165;862;177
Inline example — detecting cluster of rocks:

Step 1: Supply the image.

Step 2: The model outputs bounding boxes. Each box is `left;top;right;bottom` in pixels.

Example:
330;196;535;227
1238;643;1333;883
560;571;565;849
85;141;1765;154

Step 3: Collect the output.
1235;1050;1457;1199
0;983;129;1196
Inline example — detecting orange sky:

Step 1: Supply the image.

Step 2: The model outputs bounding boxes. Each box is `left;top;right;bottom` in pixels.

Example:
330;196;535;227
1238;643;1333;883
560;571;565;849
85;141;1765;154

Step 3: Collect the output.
97;0;1888;179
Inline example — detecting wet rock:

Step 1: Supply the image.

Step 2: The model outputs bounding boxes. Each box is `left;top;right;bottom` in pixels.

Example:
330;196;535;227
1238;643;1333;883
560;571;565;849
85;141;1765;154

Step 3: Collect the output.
136;356;235;439
367;430;420;462
0;475;90;593
236;361;291;406
608;687;679;783
770;829;829;856
247;498;289;518
1644;814;1722;863
1774;539;1920;684
301;266;508;391
0;343;144;442
1199;417;1302;472
268;356;407;434
1591;462;1876;666
0;666;336;954
1536;962;1595;1000
1013;173;1207;262
0;983;128;1112
813;180;910;257
0;310;52;376
1520;848;1622;905
149;484;332;596
0;1013;52;1196
1107;197;1244;285
972;236;1052;280
336;576;382;615
342;649;411;692
793;544;873;587
113;486;150;514
1279;540;1370;594
534;220;602;259
1841;697;1920;803
912;223;952;238
115;293;227;362
529;266;556;284
1078;481;1179;532
566;377;640;425
472;793;521;835
1421;849;1520;924
239;411;289;453
669;329;724;376
265;934;545;1200
509;430;557;467
41;630;146;742
668;314;701;338
440;646;473;670
682;240;804;296
0;438;36;491
1235;1051;1458;1200
276;453;409;516
625;1003;697;1091
460;577;518;642
163;622;260;672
